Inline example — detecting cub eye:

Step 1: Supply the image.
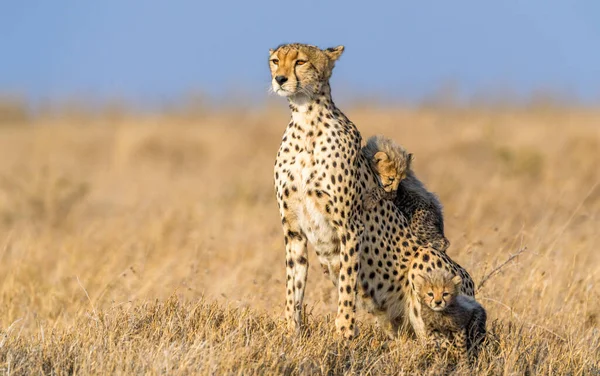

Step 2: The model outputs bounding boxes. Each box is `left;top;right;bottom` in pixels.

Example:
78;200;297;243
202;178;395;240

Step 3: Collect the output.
443;292;449;297
427;292;434;297
296;60;306;66
271;59;279;65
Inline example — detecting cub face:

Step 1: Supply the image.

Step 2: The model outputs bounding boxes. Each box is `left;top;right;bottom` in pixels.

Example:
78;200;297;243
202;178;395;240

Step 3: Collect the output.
372;151;409;192
268;44;344;98
418;271;462;312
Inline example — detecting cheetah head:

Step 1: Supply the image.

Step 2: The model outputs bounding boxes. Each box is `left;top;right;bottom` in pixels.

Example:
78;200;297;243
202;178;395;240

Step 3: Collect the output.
372;151;412;192
268;43;344;99
417;270;461;312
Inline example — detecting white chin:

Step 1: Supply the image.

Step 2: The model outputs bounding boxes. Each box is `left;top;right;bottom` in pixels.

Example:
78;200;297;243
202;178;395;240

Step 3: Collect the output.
272;82;300;97
432;306;445;312
277;90;292;97
273;86;291;97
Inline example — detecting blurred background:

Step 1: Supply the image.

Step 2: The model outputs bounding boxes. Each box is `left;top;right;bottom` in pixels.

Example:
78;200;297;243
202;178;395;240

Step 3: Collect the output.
2;0;600;109
0;2;599;372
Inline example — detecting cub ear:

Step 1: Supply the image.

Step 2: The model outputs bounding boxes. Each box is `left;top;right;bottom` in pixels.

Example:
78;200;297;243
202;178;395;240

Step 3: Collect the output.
407;153;414;165
451;275;462;286
269;48;274;54
374;151;389;164
324;45;345;61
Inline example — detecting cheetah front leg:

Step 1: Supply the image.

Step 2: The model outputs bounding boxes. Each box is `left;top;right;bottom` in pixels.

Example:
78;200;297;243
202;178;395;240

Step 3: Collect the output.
335;220;362;339
431;330;451;350
454;329;469;360
283;229;309;334
408;295;428;341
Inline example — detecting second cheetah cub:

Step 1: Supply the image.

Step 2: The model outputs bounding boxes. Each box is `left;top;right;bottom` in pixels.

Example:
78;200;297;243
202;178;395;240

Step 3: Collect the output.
362;135;450;252
417;270;487;360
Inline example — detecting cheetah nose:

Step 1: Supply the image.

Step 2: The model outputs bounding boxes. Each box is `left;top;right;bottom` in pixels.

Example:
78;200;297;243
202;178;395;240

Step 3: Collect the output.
275;75;288;85
435;300;442;305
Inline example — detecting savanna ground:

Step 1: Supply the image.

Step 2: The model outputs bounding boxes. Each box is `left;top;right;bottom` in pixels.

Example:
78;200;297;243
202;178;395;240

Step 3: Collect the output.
0;100;599;375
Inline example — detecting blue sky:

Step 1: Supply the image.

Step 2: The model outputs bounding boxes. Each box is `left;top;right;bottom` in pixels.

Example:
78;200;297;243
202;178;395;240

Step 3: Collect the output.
1;0;600;105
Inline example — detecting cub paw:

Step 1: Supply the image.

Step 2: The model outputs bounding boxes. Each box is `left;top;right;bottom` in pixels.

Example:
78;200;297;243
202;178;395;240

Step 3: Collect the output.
363;192;380;211
431;237;450;252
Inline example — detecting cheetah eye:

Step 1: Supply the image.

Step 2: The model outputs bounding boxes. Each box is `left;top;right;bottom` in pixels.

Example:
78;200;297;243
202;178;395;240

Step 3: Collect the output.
427;292;434;297
271;59;279;65
296;60;306;66
443;292;449;297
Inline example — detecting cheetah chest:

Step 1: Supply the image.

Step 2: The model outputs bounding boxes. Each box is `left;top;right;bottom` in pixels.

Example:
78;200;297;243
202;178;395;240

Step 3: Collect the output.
290;150;338;251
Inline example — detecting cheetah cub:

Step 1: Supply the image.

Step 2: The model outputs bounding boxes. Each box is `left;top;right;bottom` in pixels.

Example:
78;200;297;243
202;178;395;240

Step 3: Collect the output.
417;270;487;360
362;135;450;252
362;135;412;210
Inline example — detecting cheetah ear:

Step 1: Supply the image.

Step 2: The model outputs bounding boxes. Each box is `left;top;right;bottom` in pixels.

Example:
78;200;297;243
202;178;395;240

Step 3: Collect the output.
324;45;345;61
374;151;389;164
452;275;462;286
269;48;274;54
405;153;414;169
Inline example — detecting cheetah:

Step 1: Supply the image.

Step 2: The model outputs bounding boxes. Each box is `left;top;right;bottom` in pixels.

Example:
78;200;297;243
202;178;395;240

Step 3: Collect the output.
362;135;450;252
416;269;487;360
362;135;412;211
269;42;474;340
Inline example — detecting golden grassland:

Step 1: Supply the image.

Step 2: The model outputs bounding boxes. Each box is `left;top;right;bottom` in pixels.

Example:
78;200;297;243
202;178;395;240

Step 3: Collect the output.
0;103;599;374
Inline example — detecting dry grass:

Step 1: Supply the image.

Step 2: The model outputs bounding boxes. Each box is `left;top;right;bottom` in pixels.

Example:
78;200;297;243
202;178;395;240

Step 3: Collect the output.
0;104;599;374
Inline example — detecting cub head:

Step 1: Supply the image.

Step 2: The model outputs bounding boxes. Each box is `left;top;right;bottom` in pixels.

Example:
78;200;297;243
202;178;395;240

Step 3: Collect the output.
372;151;412;192
363;136;413;192
417;270;461;312
268;43;344;99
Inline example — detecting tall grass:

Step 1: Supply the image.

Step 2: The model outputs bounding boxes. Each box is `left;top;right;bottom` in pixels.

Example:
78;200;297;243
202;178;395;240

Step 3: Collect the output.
0;105;598;374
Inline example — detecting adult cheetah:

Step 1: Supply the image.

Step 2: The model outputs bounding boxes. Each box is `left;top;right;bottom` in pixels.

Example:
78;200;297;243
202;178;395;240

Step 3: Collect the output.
269;43;474;339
